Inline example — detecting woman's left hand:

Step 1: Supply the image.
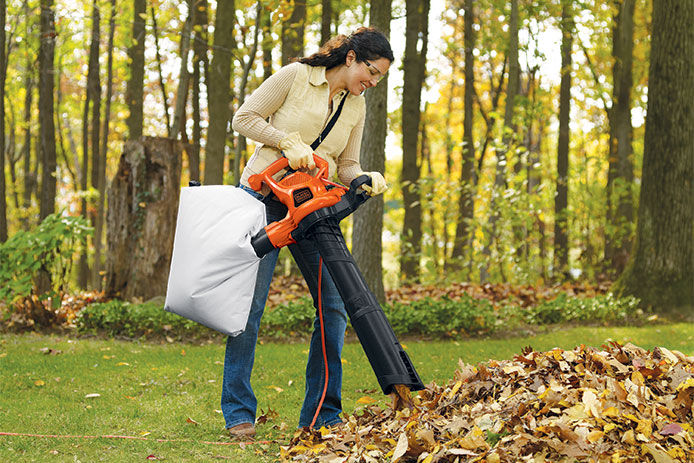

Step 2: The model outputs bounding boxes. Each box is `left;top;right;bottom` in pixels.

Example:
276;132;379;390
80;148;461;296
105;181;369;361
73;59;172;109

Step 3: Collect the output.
359;171;388;196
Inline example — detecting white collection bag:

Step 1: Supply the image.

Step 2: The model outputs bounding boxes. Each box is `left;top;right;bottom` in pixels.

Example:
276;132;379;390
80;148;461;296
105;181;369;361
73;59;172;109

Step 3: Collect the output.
164;185;266;336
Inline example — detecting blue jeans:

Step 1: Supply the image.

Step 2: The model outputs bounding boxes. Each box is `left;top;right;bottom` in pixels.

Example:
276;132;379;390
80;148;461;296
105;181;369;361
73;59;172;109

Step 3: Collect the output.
221;186;348;429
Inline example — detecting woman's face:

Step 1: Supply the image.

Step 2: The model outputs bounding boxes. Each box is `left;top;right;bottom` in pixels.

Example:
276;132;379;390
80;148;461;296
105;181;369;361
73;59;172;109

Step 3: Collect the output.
344;51;392;96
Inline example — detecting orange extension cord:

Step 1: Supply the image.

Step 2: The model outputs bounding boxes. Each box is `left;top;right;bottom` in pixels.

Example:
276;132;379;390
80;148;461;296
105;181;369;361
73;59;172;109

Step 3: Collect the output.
309;257;329;430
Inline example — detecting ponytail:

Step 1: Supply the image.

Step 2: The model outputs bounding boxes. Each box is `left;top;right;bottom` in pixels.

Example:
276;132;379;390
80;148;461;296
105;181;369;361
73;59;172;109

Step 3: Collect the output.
299;27;394;69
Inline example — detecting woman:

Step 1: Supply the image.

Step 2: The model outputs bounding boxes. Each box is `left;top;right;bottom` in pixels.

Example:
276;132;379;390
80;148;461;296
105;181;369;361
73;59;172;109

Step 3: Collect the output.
222;27;394;438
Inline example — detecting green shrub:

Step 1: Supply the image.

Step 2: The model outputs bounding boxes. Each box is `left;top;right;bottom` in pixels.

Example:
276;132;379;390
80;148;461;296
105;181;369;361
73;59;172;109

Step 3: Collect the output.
521;293;642;325
259;295;499;338
385;296;497;337
76;300;211;339
0;214;91;304
261;296;315;337
73;292;643;340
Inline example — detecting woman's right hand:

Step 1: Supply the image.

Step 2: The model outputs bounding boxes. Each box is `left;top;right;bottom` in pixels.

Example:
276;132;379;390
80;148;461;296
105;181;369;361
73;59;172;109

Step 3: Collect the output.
278;132;316;170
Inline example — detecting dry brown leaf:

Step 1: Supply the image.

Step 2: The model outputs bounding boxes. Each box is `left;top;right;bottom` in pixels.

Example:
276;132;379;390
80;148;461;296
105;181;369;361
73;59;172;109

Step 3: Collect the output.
391;431;408;462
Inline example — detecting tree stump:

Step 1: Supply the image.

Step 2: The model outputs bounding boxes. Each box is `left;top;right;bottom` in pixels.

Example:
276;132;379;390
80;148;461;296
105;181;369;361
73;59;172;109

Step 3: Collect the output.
104;137;182;300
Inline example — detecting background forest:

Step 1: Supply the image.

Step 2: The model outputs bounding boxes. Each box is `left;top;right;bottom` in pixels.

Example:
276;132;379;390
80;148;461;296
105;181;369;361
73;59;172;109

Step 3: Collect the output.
0;0;692;317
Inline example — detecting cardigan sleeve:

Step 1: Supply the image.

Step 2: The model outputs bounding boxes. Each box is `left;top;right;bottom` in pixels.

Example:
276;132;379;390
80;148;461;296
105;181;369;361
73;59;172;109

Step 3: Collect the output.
231;63;299;148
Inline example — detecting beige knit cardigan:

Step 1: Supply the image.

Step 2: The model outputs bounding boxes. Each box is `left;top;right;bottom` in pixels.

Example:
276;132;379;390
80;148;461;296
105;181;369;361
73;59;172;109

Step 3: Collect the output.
232;62;366;195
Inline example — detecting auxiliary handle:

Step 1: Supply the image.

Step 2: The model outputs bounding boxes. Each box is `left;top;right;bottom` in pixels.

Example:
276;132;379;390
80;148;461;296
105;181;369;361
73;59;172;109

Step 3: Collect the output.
248;154;329;193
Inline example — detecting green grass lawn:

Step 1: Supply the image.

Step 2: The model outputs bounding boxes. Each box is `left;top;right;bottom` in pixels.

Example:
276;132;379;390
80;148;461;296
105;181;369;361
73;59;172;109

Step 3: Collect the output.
1;324;693;462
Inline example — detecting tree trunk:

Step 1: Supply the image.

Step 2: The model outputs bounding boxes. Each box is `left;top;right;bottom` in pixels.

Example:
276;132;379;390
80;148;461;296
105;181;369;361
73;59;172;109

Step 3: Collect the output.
615;0;694;315
94;0;117;289
104;137;182;300
440;62;458;272
450;0;476;274
281;0;306;65
151;6;172;136
506;0;520;176
7;115;21;214
189;0;208;183
171;2;193;139
421;113;438;274
233;1;262;184
22;2;36;227
554;0;572;279
474;60;506;187
79;63;91;287
481;0;520;281
88;0;102;288
321;0;332;46
0;0;9;242
205;0;235;185
525;69;546;279
353;0;390;304
23;77;34;225
605;0;635;277
39;0;57;221
79;0;101;288
262;5;273;80
399;0;430;282
0;0;6;242
125;0;146;140
55;64;78;189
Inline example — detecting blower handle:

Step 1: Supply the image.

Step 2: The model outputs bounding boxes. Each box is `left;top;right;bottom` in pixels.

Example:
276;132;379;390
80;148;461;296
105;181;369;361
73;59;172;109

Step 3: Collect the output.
345;174;372;210
248;154;329;192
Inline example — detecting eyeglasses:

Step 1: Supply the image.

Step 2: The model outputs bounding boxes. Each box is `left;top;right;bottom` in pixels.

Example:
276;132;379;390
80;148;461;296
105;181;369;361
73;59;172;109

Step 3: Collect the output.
364;60;386;83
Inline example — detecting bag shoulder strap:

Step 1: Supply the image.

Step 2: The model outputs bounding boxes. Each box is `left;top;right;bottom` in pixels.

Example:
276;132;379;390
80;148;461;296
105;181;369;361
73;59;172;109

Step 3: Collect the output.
310;92;350;151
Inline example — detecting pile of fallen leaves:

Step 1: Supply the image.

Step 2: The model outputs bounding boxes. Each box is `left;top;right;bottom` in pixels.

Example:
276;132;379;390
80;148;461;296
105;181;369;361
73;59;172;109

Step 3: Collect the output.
281;342;694;462
387;281;613;309
267;275;312;308
266;276;612;309
1;291;107;331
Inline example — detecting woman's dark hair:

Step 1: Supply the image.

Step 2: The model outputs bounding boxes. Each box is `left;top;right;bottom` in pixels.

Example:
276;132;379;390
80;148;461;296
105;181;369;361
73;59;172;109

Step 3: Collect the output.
298;27;394;69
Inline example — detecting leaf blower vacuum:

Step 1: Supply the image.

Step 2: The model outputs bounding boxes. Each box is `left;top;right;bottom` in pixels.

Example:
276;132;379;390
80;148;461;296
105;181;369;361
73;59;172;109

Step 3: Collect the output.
248;154;424;397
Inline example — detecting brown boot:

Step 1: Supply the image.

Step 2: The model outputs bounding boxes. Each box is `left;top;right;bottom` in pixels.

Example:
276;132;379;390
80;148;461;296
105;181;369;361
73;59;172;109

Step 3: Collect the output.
228;422;256;439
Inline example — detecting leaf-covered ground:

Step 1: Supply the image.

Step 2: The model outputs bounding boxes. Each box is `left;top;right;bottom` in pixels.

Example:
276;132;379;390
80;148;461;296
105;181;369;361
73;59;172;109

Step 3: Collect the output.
281;342;694;462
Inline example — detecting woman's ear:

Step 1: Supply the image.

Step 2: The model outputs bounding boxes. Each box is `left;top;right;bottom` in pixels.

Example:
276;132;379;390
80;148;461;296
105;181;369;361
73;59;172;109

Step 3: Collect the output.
345;49;356;67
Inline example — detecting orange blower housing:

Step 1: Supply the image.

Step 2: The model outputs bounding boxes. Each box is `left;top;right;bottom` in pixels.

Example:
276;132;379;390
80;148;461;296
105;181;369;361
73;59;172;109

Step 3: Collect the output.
248;155;347;255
